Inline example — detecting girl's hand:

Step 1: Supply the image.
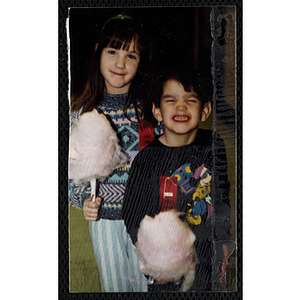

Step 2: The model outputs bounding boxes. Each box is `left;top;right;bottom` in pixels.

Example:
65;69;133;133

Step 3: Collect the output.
82;197;101;221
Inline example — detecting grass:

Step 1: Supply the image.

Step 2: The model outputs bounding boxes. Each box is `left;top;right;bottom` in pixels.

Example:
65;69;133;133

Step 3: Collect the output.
69;205;101;292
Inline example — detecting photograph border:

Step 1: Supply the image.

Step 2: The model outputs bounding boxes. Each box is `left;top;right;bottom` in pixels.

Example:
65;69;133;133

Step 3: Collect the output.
59;1;243;299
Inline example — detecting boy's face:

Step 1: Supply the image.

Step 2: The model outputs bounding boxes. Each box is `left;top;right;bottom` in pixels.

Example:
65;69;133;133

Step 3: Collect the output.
153;79;211;144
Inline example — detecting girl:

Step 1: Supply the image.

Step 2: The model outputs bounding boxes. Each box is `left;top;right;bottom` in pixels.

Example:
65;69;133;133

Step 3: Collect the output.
69;14;159;292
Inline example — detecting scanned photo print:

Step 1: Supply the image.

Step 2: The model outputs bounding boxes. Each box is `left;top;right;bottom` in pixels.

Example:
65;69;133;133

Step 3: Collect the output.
60;2;242;298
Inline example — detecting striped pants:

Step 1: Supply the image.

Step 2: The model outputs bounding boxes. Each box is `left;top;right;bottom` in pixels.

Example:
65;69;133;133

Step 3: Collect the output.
89;219;148;292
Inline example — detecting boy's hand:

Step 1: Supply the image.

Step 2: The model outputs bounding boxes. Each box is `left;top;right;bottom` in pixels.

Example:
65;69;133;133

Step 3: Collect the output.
155;279;168;285
82;197;101;221
219;244;229;283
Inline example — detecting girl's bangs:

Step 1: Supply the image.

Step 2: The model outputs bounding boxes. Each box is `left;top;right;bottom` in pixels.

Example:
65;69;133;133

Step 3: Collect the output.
106;32;141;53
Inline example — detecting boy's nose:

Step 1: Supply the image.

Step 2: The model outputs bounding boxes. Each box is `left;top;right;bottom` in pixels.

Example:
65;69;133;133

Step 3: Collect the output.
176;102;187;111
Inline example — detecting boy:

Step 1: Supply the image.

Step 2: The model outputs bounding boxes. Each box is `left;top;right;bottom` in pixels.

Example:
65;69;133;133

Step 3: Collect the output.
122;68;231;292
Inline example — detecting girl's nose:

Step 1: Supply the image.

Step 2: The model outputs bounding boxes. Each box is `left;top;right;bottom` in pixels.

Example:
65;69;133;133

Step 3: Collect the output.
115;56;125;69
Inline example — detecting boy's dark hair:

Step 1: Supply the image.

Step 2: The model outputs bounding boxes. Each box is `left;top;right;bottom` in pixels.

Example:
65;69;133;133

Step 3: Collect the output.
154;67;213;108
145;67;213;126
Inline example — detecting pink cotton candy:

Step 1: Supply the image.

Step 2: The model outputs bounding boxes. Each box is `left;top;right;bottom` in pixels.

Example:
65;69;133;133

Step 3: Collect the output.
69;109;126;184
135;210;198;292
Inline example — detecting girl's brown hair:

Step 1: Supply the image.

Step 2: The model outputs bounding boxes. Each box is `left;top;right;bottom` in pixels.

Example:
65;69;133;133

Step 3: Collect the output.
71;15;153;126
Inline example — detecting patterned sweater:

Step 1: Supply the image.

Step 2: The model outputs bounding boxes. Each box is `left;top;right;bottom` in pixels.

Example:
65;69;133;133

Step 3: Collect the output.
69;93;161;220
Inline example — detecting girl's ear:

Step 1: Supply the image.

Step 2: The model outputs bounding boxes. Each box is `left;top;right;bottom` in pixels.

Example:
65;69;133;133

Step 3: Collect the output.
201;101;212;122
152;103;163;122
95;43;98;52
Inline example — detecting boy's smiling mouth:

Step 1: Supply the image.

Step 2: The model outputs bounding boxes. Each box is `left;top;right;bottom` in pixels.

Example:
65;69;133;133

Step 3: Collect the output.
173;115;190;122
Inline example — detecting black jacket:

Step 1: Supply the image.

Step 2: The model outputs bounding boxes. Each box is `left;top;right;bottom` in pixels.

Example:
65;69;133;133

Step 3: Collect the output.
123;129;231;291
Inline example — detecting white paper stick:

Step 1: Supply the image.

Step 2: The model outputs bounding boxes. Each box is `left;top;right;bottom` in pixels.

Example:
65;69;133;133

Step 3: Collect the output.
90;178;96;203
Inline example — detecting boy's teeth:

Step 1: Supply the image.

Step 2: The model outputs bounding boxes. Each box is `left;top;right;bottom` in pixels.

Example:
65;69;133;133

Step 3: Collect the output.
174;116;188;121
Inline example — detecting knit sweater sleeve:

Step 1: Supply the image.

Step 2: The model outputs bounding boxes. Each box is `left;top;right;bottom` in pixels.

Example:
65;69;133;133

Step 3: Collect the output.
68;107;91;209
69;179;91;209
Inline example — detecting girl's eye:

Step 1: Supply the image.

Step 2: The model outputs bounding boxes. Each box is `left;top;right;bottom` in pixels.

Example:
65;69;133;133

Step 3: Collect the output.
128;54;136;60
108;50;116;55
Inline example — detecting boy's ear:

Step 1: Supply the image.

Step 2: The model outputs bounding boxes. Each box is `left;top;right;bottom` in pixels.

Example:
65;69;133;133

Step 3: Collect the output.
201;101;212;122
152;103;163;122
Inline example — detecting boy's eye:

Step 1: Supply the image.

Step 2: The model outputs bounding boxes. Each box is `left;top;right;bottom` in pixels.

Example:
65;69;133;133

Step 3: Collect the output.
187;98;198;103
164;99;175;103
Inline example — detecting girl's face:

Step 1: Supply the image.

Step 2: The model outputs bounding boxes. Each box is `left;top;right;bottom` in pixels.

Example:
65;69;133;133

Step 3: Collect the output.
100;40;140;94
